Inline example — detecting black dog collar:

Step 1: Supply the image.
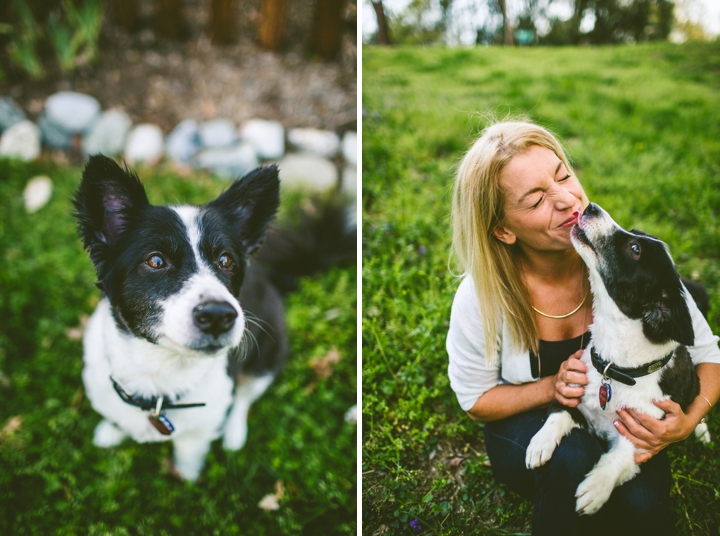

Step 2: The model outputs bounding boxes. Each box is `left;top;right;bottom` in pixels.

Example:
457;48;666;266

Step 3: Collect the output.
110;377;206;411
590;347;673;386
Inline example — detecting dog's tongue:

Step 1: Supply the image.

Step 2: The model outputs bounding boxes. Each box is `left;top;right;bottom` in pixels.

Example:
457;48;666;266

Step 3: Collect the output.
573;210;583;230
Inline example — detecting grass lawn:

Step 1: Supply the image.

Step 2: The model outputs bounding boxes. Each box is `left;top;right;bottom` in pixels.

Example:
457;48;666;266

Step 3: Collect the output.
0;158;357;534
362;41;720;535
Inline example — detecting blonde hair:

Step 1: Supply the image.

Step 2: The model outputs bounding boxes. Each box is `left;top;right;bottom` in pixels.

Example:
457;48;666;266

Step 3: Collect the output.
451;119;588;365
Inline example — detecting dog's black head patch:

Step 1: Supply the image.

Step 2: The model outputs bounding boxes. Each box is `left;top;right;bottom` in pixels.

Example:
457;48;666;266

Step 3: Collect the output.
575;204;694;347
73;155;280;351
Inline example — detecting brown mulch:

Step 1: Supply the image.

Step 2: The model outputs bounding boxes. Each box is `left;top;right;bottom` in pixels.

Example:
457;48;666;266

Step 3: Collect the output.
0;0;357;133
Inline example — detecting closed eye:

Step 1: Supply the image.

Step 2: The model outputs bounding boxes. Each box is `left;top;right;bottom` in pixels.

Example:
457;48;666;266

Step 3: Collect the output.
558;174;571;182
530;196;543;209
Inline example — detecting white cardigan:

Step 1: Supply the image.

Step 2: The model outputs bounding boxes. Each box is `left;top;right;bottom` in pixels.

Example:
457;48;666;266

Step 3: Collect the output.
447;275;720;412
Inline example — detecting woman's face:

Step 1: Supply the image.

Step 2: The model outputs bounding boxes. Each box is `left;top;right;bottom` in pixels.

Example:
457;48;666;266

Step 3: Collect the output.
494;144;585;252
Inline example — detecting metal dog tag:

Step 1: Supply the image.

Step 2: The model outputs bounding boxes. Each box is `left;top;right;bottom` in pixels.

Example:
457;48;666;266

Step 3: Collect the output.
148;396;174;435
599;383;612;411
148;413;175;435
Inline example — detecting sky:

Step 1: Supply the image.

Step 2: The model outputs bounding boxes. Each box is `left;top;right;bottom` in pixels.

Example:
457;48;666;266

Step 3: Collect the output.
361;0;720;44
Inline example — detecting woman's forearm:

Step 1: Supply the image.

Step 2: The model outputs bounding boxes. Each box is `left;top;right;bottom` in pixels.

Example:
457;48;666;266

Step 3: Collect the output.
684;363;720;434
466;377;555;422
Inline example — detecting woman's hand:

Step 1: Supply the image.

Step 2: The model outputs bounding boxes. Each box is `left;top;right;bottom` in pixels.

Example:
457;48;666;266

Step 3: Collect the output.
551;350;588;407
613;398;694;464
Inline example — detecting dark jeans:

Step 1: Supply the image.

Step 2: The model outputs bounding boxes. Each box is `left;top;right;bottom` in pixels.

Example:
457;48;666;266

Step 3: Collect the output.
484;407;674;536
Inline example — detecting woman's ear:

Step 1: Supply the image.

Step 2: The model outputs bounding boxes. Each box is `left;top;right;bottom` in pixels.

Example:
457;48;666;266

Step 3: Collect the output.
492;226;517;245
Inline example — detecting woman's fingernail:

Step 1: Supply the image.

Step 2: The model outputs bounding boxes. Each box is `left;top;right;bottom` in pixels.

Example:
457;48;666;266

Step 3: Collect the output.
613;421;619;428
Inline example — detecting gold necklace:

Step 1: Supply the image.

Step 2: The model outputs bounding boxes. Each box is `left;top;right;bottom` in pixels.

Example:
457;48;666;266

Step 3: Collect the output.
532;291;588;319
521;258;588;319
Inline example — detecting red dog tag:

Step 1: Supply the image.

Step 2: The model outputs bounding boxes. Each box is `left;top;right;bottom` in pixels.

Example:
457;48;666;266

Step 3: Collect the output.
599;383;612;410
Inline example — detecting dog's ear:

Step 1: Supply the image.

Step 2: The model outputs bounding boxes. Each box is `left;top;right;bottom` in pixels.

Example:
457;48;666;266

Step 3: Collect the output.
206;165;280;254
643;287;695;346
73;155;149;272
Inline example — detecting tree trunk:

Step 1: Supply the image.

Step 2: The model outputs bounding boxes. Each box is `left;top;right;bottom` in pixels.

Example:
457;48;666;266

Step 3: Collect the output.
210;0;236;44
257;0;289;51
499;0;513;45
111;0;139;31
310;0;346;60
371;1;390;45
154;0;186;39
570;0;589;43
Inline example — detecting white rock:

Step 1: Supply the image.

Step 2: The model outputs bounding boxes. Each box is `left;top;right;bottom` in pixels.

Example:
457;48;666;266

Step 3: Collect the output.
287;128;340;158
166;119;200;164
240;119;284;160
38;113;71;149
342;165;356;198
44;91;100;133
0;120;41;161
199;119;237;149
342;131;357;165
83;110;132;156
278;153;337;190
344;404;357;424
0;97;26;131
23;176;53;213
195;143;259;179
124;124;165;164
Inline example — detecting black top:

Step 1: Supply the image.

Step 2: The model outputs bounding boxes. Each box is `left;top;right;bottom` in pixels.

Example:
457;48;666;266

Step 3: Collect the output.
530;331;591;379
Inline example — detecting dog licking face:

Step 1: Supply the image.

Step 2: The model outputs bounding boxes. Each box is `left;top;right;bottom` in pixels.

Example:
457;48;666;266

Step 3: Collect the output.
526;202;704;515
572;202;694;349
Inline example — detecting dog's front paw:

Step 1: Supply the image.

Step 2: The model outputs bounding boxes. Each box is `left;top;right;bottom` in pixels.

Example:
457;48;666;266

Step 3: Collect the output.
575;470;614;515
93;419;126;448
694;422;712;444
525;427;560;468
222;419;248;451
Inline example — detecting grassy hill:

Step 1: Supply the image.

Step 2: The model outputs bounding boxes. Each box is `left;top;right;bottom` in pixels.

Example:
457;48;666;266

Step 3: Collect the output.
362;42;720;535
0;158;357;535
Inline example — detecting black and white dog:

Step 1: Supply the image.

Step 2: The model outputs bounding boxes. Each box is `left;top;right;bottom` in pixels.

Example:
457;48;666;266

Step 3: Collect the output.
525;202;710;515
74;155;291;481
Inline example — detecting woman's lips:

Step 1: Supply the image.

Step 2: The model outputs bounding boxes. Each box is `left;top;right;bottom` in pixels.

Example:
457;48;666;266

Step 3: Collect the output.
573;210;583;230
558;215;576;228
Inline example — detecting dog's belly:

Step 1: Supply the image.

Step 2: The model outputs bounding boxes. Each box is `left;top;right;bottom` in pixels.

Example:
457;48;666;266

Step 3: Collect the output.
82;299;234;443
579;350;667;442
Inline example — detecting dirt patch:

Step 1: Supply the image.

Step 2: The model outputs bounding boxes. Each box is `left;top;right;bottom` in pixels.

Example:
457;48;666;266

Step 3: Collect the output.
0;0;357;133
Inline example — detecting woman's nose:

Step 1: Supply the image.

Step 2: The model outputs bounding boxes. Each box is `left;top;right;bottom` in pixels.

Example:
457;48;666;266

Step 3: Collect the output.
554;185;577;210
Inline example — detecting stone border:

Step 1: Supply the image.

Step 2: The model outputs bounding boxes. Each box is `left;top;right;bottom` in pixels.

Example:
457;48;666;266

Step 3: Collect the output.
0;92;357;199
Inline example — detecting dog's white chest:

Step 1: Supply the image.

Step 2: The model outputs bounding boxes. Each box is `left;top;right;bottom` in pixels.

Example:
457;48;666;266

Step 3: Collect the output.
82;299;234;443
579;349;667;438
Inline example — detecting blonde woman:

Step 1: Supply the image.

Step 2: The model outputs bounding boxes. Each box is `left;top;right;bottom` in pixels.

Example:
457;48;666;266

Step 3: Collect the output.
447;120;720;535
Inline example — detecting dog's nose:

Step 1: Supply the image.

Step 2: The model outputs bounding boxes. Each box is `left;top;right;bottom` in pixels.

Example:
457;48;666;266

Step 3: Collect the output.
584;202;601;217
193;301;238;336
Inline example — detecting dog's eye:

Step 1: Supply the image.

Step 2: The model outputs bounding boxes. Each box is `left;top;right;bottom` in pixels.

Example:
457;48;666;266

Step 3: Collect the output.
146;255;166;269
630;243;641;258
218;253;233;269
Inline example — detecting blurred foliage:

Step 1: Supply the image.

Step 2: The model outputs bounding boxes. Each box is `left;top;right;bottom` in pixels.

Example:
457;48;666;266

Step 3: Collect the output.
0;159;357;534
362;42;720;535
370;0;680;46
7;0;45;79
542;0;674;45
385;0;454;45
3;0;105;79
